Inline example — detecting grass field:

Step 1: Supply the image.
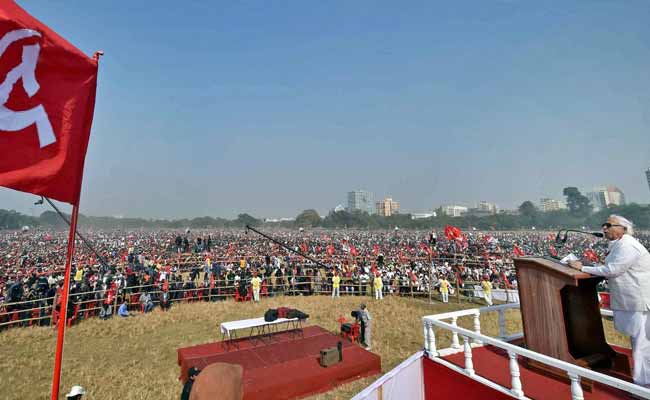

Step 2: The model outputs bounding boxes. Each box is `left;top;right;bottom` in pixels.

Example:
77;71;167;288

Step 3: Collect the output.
0;296;630;400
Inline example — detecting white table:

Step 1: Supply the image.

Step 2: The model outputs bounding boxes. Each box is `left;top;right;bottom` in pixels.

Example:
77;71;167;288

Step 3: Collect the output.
220;316;305;348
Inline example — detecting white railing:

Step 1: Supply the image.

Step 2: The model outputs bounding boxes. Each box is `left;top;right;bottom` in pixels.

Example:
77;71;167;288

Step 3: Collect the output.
423;308;650;400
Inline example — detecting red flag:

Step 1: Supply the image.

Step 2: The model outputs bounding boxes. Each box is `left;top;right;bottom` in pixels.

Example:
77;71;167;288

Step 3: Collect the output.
444;225;462;240
350;245;358;256
300;243;308;254
584;249;599;263
326;244;335;256
501;272;511;289
0;3;99;205
513;245;525;257
372;244;379;255
548;245;558;257
419;242;432;256
315;245;322;254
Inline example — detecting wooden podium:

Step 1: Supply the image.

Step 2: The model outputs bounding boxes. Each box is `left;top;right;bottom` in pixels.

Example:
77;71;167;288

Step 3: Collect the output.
514;257;631;385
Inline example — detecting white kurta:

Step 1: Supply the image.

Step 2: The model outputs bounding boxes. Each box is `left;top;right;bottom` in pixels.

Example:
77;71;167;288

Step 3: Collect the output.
582;234;650;386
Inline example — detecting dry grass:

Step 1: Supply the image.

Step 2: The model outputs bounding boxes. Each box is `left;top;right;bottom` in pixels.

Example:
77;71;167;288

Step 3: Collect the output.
0;296;630;400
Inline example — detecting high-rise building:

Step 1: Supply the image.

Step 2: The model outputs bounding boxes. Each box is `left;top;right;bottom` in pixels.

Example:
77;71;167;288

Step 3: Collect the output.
476;201;498;214
347;190;375;214
646;168;650;192
376;198;400;217
587;186;626;211
441;205;468;217
540;198;567;212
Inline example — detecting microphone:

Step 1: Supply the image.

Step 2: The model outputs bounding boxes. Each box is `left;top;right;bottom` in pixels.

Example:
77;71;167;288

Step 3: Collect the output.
555;229;603;246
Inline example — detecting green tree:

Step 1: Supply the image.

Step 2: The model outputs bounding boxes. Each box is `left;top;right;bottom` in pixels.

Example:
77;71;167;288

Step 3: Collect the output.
562;187;593;217
295;209;321;227
518;201;538;218
234;213;261;227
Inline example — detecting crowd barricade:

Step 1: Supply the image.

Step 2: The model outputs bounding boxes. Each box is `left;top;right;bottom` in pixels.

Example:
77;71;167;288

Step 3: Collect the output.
0;269;519;330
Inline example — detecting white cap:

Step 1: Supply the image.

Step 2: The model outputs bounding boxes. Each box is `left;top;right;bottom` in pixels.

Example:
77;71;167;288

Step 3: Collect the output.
66;386;86;397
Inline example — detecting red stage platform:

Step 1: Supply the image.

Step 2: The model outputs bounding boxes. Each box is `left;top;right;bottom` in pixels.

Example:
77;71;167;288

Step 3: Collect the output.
436;345;636;400
177;325;382;400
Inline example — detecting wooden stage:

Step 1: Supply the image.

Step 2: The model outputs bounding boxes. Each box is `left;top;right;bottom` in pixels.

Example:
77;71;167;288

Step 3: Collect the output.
177;325;381;400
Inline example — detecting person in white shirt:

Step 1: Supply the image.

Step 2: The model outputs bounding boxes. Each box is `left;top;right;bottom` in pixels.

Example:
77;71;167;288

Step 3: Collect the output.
569;215;650;387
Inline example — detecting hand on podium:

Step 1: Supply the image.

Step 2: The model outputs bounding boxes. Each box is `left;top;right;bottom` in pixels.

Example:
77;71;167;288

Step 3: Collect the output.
568;260;583;270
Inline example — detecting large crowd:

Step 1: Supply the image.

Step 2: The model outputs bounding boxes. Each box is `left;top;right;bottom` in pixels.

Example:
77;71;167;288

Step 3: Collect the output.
1;226;648;328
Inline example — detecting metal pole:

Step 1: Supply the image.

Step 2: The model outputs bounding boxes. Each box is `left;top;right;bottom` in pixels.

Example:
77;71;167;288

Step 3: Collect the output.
43;197;110;269
50;203;80;400
245;225;330;269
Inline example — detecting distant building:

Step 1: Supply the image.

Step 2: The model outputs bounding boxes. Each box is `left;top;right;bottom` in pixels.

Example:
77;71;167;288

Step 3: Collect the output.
376;197;400;217
476;201;498;214
587;186;626;211
540;198;567;212
333;204;345;213
441;205;468;217
347;190;375;214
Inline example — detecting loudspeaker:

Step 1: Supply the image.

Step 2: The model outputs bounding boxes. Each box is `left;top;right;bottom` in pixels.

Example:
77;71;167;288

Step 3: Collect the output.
320;347;340;367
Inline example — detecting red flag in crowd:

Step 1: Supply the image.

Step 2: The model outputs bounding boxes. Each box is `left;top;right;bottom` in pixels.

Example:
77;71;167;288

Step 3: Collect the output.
315;245;322;254
419;242;431;255
372;244;380;255
0;2;100;205
548;245;558;257
444;225;462;241
326;244;335;256
584;249;600;263
300;243;308;254
501;272;511;289
547;233;555;241
513;245;525;257
350;245;358;256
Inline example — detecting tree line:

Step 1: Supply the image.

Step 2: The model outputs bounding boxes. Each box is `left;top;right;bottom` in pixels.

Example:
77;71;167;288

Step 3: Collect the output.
1;187;648;231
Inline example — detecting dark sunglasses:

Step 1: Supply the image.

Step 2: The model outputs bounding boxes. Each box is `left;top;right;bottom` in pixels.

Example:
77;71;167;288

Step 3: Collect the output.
601;223;625;229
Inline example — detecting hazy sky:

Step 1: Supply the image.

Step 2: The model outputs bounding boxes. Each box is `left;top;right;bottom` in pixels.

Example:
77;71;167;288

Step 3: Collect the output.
2;1;650;219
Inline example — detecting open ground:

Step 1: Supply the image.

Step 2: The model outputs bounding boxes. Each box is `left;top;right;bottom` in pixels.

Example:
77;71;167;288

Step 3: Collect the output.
0;296;629;400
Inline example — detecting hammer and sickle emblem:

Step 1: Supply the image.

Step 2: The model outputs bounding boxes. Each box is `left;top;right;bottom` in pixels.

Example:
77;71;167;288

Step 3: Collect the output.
0;29;55;148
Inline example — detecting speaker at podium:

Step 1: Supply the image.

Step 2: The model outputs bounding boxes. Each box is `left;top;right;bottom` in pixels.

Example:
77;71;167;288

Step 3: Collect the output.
513;256;632;388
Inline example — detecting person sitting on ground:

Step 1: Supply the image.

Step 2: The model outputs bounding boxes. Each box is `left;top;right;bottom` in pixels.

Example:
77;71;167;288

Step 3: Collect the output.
139;290;154;313
118;298;130;317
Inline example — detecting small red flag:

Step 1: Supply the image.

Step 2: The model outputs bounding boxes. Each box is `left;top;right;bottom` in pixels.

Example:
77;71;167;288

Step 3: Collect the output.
444;225;462;240
584;249;599;263
0;3;99;205
350;245;358;256
513;245;525;257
